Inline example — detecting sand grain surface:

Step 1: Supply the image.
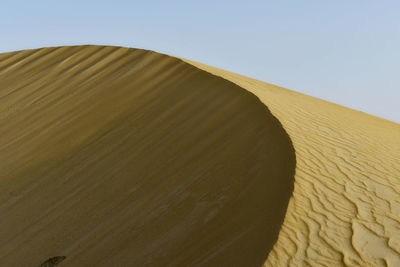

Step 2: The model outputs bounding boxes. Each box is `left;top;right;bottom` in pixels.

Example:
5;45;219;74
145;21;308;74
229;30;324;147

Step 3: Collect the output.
0;46;295;266
0;45;399;266
185;59;400;266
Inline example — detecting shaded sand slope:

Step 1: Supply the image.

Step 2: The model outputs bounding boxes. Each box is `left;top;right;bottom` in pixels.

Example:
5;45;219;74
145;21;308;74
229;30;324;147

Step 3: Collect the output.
185;60;400;266
0;46;295;266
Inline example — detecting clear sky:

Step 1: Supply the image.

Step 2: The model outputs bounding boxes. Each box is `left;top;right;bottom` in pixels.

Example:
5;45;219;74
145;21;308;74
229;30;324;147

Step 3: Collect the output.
1;0;399;122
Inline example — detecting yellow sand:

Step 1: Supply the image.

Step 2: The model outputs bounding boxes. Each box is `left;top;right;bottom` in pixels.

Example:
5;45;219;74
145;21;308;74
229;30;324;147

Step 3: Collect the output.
184;60;400;266
0;45;399;266
0;46;294;266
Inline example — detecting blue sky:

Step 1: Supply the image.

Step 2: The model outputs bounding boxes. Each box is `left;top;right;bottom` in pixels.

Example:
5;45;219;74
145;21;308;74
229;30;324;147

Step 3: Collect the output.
1;0;399;122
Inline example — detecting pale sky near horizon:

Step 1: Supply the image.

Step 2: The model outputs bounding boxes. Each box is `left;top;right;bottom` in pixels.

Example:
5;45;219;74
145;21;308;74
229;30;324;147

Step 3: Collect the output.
1;0;399;122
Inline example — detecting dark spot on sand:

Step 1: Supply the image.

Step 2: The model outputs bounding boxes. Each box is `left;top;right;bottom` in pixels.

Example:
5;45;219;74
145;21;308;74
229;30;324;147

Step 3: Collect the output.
40;256;66;267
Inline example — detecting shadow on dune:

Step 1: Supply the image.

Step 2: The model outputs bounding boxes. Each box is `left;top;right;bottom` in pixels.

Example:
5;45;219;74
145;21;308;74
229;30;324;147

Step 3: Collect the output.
0;46;295;266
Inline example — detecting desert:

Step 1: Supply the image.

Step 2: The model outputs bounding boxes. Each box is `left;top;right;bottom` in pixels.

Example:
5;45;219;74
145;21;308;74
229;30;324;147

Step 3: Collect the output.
0;45;399;266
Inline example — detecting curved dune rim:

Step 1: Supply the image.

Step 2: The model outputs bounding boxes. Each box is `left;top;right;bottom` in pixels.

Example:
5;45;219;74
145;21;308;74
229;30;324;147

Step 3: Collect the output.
0;45;296;266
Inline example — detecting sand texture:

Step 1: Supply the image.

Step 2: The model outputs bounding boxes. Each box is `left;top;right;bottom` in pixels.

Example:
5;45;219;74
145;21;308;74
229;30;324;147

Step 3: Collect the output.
0;46;294;266
184;60;400;266
0;45;399;266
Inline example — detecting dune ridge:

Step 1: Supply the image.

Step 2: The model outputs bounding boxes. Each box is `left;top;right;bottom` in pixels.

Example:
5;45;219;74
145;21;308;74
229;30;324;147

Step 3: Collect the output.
184;59;400;266
0;46;295;266
1;45;399;266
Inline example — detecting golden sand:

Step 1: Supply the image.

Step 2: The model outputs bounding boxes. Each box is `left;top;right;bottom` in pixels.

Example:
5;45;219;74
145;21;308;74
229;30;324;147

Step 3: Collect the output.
0;46;294;266
185;59;400;266
0;45;399;266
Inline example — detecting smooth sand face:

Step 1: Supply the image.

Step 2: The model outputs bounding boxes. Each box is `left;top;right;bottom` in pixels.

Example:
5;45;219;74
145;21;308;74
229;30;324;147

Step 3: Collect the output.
0;46;295;266
185;60;400;266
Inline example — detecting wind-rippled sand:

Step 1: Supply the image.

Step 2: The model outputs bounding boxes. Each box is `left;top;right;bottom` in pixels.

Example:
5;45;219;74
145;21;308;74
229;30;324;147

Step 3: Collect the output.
0;45;398;266
0;46;294;266
185;60;400;266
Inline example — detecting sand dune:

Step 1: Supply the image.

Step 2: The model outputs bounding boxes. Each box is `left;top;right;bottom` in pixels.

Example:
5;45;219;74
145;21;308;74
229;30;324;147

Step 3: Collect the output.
0;45;398;266
184;60;400;266
0;46;295;266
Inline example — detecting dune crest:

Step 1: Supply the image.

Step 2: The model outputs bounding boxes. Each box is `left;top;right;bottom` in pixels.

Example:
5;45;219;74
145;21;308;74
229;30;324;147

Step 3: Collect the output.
184;59;400;266
0;46;295;266
1;45;399;266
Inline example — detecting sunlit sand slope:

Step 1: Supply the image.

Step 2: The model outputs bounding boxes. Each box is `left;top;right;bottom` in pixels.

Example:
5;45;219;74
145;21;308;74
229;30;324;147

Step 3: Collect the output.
185;60;400;266
0;46;295;266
